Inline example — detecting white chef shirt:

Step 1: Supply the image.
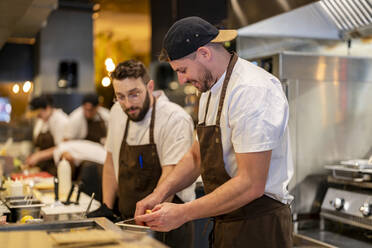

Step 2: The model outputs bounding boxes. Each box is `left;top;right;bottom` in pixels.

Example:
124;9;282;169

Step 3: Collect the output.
106;91;196;203
64;106;110;140
197;57;294;204
53;140;107;166
33;109;68;146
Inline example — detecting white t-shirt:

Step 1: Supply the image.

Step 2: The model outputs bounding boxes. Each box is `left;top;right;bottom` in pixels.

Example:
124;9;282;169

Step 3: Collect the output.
197;57;294;204
33;109;68;146
106;91;196;203
64;106;109;140
53;140;107;166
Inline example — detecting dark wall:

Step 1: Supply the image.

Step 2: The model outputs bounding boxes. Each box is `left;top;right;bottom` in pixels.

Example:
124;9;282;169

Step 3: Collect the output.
0;43;34;83
151;0;228;61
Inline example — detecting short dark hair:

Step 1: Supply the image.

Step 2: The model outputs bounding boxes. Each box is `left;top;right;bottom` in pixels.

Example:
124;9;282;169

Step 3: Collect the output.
29;95;53;110
82;93;99;106
110;59;150;85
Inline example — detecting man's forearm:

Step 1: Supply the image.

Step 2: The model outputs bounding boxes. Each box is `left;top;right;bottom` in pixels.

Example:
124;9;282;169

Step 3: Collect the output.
183;151;271;221
102;153;118;209
183;174;262;221
155;149;200;202
38;147;55;162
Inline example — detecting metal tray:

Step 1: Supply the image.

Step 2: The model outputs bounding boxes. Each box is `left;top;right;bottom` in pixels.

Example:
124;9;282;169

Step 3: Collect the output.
0;218;167;247
115;219;153;236
0;217;118;232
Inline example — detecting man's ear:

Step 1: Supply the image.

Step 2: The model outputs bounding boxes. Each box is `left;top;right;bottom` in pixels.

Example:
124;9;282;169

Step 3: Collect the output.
196;46;212;61
147;80;155;92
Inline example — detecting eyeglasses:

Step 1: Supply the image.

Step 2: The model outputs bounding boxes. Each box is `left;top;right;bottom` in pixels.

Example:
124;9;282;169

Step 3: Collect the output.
113;90;142;103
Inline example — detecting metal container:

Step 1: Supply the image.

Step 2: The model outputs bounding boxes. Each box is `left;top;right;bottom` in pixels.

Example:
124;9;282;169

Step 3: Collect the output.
6;199;45;222
4;195;33;202
115;220;153;237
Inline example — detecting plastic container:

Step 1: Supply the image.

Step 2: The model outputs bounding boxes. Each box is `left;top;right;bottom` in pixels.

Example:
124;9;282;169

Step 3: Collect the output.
57;159;71;201
10;180;23;197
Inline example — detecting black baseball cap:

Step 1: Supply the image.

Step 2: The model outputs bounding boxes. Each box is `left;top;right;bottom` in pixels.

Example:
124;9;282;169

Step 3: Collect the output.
163;16;237;61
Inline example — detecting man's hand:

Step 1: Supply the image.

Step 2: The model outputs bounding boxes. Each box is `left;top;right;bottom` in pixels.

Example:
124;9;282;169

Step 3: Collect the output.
135;202;189;232
25;153;41;167
134;192;162;225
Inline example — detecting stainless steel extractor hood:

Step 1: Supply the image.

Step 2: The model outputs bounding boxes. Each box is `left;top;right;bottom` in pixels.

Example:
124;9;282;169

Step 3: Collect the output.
238;0;372;40
0;0;58;49
319;0;372;38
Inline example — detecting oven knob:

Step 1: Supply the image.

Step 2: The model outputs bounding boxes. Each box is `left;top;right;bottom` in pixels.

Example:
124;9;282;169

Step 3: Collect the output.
330;198;344;211
360;203;371;217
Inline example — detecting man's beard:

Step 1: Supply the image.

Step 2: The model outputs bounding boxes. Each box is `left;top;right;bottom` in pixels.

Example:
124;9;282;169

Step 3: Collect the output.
124;91;151;122
188;65;214;93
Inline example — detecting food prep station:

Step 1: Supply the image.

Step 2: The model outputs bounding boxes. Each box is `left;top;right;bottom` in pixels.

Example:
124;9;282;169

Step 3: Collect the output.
0;172;165;247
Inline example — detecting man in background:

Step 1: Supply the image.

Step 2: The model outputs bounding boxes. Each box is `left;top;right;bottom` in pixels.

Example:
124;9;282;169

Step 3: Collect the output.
26;95;68;176
64;93;109;145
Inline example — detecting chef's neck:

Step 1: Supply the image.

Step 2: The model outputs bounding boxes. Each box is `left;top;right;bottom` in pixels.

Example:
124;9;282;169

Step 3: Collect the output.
210;48;233;85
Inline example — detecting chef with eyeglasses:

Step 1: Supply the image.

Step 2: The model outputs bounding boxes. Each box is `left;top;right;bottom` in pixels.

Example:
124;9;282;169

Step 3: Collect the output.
87;59;196;248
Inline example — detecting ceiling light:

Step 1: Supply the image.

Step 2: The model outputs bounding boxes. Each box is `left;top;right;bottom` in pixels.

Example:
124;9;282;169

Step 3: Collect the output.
23;81;32;93
105;58;115;72
12;84;20;94
102;77;111;87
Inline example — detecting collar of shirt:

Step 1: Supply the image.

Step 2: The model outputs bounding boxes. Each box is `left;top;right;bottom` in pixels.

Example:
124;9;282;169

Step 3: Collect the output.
210;71;226;95
153;90;169;101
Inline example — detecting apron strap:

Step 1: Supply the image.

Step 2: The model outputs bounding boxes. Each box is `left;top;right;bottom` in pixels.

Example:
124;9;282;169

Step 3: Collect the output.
201;53;239;127
149;98;156;144
123;118;130;143
201;92;212;126
216;52;238;126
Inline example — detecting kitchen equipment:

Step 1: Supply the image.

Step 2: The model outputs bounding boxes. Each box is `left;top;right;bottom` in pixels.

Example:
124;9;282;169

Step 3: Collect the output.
116;217;135;224
9;180;23;196
115;219;151;235
321;188;372;230
81;192;94;218
340;159;372;169
4;195;34;202
54;177;59;202
75;182;83;205
245;52;372;216
325;165;372;182
6;199;45;222
0;218;166;247
57;159;71;199
62;184;75;205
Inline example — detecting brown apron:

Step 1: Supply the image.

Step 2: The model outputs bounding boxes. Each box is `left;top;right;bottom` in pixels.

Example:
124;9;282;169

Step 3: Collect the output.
85;113;107;144
196;53;292;248
118;99;194;248
34;130;57;176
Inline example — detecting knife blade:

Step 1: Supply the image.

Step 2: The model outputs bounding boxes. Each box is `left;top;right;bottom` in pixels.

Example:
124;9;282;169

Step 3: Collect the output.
116;217;135;225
